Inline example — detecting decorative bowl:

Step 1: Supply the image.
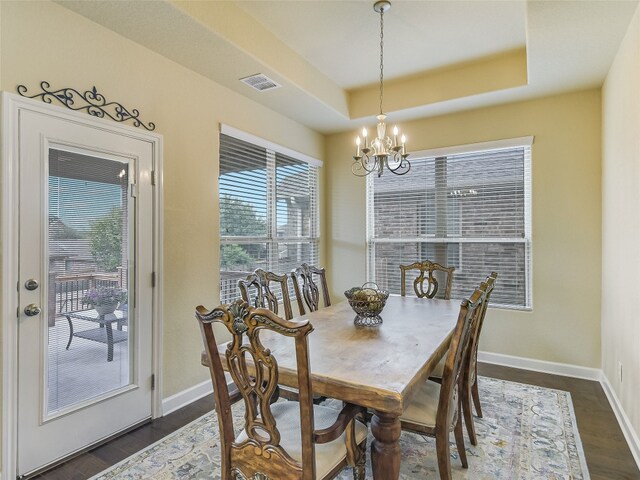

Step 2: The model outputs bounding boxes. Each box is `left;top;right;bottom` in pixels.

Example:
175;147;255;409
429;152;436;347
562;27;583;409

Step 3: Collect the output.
344;282;389;326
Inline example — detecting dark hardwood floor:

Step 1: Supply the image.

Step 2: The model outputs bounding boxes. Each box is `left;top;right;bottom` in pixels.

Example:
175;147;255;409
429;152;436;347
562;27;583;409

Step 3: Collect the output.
37;363;640;479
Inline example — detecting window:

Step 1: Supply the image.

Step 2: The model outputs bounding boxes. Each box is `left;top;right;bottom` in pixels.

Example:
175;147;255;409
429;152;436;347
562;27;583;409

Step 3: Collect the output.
219;126;320;304
367;138;532;309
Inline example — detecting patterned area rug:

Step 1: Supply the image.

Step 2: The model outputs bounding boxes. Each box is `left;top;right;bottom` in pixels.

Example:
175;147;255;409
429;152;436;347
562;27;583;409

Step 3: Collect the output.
91;377;590;479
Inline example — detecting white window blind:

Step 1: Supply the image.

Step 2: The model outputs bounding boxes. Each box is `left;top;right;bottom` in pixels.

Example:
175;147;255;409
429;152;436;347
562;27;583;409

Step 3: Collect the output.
367;141;532;309
219;132;320;304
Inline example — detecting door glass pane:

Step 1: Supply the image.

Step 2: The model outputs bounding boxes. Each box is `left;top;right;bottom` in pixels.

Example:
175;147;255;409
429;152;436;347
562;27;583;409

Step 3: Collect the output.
46;148;132;415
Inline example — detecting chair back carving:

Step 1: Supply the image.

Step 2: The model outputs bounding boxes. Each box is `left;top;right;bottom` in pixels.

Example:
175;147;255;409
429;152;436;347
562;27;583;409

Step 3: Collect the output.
400;260;455;300
438;285;486;427
466;272;497;386
291;263;331;315
196;300;317;480
238;269;294;320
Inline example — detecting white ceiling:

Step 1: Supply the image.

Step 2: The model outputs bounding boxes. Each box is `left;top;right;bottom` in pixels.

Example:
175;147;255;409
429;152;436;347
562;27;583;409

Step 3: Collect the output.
235;0;527;89
58;0;639;134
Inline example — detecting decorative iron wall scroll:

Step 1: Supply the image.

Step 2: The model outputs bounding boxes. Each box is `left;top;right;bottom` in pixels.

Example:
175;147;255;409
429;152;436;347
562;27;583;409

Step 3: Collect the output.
17;81;156;131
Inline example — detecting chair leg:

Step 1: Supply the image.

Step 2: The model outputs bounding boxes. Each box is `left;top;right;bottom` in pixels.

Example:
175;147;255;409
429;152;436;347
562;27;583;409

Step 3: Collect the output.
471;379;483;418
454;415;468;469
353;465;364;480
270;384;281;404
353;439;366;480
435;429;453;480
462;386;478;446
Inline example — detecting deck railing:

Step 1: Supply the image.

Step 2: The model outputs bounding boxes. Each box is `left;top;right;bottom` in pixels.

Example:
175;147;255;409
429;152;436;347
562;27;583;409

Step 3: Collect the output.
220;270;252;304
48;270;124;326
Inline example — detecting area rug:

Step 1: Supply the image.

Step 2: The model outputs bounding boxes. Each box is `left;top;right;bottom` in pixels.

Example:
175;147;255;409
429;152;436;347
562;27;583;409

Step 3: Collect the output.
91;377;590;479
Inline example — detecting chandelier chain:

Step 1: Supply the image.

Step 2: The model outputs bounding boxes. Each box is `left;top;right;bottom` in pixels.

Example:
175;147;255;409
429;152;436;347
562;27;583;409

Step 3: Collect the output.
379;8;384;115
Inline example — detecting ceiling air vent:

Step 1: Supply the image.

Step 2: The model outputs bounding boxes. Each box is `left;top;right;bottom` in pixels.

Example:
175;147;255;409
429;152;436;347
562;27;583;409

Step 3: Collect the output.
239;73;281;92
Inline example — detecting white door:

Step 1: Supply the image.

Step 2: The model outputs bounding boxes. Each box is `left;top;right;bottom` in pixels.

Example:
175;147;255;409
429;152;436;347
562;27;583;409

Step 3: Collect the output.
14;102;157;476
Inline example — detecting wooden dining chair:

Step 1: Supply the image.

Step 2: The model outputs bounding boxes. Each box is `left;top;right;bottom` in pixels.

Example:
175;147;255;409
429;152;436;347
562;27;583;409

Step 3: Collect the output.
399;260;455;300
241;268;325;403
196;300;367;480
464;273;497;422
238;268;294;320
400;284;486;480
291;263;331;315
428;272;497;446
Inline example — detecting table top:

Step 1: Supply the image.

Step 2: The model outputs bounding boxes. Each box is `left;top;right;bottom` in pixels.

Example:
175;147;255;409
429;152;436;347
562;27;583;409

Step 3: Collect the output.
66;308;127;324
208;296;461;414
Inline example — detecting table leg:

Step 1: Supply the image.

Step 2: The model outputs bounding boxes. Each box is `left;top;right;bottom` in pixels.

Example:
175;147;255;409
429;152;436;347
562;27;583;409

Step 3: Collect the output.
106;323;114;362
65;315;74;350
371;411;401;480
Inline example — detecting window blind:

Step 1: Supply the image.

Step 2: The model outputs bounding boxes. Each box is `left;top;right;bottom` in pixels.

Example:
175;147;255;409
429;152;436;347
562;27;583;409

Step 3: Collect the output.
367;143;532;309
219;133;320;304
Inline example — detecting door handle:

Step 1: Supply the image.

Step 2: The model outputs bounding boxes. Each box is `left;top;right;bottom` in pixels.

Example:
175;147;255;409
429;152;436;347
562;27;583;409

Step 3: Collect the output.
24;304;41;316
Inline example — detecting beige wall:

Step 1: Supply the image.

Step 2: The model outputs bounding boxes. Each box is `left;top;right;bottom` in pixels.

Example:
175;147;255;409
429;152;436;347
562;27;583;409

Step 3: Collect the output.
326;89;602;368
0;0;324;401
602;4;640;451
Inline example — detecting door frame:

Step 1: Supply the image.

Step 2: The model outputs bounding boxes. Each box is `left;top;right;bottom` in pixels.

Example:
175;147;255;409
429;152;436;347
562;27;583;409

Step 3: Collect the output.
1;92;164;479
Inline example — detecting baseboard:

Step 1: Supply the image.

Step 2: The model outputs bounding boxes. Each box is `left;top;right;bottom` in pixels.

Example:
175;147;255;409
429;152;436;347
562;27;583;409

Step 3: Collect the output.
478;351;602;381
161;380;212;416
599;372;640;470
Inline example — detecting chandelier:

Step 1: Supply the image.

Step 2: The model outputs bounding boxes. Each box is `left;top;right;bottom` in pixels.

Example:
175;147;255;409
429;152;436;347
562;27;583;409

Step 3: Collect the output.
352;0;410;178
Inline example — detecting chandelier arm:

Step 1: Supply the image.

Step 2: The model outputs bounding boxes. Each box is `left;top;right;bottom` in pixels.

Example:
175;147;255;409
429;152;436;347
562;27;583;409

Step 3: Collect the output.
386;153;412;175
352;154;379;177
361;153;378;172
351;164;373;177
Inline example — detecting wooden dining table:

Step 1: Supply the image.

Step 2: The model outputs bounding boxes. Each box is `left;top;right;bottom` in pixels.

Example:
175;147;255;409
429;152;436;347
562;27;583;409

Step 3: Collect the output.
202;295;461;480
